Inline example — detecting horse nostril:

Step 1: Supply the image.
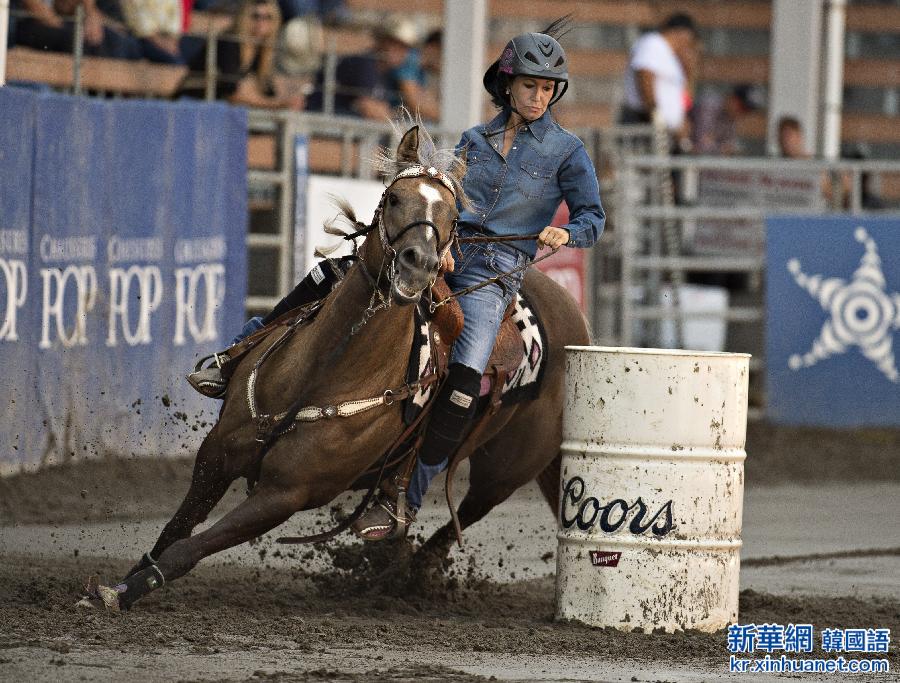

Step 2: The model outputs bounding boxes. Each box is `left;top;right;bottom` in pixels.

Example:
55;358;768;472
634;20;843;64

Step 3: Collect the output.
399;246;437;272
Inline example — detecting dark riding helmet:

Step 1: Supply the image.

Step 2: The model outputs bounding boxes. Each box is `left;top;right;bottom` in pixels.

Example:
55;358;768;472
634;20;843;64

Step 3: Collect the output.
483;32;570;109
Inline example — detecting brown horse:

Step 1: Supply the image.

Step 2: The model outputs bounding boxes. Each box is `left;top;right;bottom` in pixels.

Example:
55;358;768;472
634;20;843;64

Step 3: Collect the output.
88;122;590;610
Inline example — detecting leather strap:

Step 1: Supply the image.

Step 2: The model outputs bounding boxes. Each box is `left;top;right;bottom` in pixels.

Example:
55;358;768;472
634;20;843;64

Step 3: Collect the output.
275;376;447;545
487;368;508;417
221;301;323;382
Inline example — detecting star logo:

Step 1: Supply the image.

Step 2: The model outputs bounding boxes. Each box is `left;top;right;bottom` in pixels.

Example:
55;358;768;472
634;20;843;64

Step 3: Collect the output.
787;227;900;383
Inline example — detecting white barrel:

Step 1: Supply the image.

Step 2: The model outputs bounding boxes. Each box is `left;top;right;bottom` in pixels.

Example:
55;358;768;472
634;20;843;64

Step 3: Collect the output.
556;346;749;633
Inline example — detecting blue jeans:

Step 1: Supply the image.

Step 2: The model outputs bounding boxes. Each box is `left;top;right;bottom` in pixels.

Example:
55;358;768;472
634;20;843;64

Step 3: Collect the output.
444;233;528;375
405;235;529;512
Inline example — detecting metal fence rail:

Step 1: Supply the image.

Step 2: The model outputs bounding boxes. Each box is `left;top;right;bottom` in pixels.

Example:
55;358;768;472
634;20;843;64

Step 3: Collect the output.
244;111;415;315
244;111;658;320
612;153;900;409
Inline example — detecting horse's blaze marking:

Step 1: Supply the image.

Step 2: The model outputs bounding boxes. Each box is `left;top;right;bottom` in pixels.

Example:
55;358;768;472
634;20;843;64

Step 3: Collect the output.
417;182;443;239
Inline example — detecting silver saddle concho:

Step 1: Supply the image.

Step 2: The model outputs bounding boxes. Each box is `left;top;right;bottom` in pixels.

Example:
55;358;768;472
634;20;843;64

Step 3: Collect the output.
186;352;230;399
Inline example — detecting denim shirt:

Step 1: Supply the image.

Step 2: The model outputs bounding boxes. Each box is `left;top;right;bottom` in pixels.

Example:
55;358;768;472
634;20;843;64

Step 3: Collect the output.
455;109;605;258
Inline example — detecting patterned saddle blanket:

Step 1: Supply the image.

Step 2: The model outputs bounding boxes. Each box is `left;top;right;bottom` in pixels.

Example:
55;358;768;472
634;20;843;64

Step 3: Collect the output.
403;290;547;424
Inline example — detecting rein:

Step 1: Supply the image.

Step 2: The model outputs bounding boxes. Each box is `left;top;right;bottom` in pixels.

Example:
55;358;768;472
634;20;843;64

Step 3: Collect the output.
456;232;543;243
430;233;559;311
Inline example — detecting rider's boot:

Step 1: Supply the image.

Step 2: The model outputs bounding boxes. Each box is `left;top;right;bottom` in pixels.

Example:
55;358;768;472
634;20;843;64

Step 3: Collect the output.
353;364;481;541
187;258;351;399
187;317;265;398
349;474;417;542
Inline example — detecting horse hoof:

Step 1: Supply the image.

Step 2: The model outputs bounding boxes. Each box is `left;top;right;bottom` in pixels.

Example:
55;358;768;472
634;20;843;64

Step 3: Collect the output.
75;593;119;611
78;575;122;612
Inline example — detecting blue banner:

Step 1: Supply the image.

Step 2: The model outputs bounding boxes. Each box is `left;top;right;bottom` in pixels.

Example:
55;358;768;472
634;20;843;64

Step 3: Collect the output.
0;89;247;470
0;88;39;464
766;215;900;427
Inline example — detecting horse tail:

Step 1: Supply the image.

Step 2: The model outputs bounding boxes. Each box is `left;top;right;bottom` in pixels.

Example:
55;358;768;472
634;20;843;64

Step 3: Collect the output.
535;451;561;515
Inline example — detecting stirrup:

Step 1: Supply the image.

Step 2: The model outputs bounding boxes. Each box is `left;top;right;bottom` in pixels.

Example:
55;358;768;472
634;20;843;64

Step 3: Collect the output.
186;352;230;399
351;491;415;542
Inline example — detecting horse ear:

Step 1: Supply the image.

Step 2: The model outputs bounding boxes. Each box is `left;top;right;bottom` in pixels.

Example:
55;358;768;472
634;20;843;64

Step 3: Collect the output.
396;126;420;164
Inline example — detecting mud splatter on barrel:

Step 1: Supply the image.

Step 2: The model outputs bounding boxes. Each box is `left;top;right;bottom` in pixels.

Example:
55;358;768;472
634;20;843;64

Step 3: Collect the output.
556;346;750;633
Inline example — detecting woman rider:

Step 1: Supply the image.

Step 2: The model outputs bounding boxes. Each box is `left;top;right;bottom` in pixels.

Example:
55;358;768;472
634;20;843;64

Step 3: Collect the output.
352;29;606;540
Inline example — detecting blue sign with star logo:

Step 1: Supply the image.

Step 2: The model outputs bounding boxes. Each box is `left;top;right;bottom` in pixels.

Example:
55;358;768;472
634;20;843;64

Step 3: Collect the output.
766;216;900;426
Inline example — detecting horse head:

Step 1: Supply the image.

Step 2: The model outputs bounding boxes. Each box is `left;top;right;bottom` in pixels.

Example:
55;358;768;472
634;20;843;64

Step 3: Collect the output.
366;124;468;305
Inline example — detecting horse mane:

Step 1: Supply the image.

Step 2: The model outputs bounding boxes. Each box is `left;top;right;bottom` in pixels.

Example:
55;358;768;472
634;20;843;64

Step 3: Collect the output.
316;112;471;257
373;109;472;210
316;195;368;257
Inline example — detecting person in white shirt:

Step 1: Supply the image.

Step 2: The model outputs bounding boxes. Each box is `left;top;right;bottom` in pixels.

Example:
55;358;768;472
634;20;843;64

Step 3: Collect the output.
620;13;697;139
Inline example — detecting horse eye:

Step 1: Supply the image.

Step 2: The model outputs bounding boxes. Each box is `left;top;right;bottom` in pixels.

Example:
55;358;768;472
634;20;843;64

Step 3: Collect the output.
388;192;399;206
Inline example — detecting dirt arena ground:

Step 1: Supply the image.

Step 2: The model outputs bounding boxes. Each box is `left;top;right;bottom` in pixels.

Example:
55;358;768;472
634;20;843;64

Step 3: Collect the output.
1;422;898;682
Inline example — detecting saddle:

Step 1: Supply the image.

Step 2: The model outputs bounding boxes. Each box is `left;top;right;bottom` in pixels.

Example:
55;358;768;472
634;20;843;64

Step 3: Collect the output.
429;278;524;409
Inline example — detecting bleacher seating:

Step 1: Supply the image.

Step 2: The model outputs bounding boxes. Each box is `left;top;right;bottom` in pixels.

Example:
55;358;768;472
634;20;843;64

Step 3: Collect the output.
6;1;898;181
7;47;186;97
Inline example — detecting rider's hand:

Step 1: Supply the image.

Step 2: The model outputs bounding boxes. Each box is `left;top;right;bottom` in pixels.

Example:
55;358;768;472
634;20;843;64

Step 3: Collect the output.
538;226;570;250
439;251;455;273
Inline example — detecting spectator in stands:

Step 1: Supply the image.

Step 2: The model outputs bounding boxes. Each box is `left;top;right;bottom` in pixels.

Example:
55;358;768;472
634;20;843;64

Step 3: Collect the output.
12;0;142;58
180;0;303;109
691;84;763;155
304;17;416;119
420;29;441;90
120;0;185;62
777;115;858;208
400;28;441;122
272;15;324;106
776;115;808;158
679;34;701;147
845;146;887;210
620;12;698;146
384;24;440;122
94;0;125;23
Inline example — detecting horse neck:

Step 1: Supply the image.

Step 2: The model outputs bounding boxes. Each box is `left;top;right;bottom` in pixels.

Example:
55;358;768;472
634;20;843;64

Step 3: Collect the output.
278;249;415;389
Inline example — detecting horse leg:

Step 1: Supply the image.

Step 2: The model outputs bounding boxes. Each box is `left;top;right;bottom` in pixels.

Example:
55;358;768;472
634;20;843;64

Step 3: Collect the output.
124;437;236;578
115;479;300;609
416;447;523;569
417;402;563;573
535;451;561;514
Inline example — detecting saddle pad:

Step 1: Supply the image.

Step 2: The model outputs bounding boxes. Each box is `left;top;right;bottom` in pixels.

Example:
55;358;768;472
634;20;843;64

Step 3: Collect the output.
497;291;548;403
404;291;547;424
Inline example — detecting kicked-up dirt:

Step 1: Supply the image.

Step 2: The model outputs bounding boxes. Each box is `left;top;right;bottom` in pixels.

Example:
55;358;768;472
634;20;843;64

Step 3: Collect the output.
1;421;898;681
0;550;897;682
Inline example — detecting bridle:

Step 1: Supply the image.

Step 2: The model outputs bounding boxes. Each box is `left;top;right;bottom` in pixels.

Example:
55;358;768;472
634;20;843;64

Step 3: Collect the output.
345;164;459;335
337;163;556;330
243;164;460;497
377;165;458;267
